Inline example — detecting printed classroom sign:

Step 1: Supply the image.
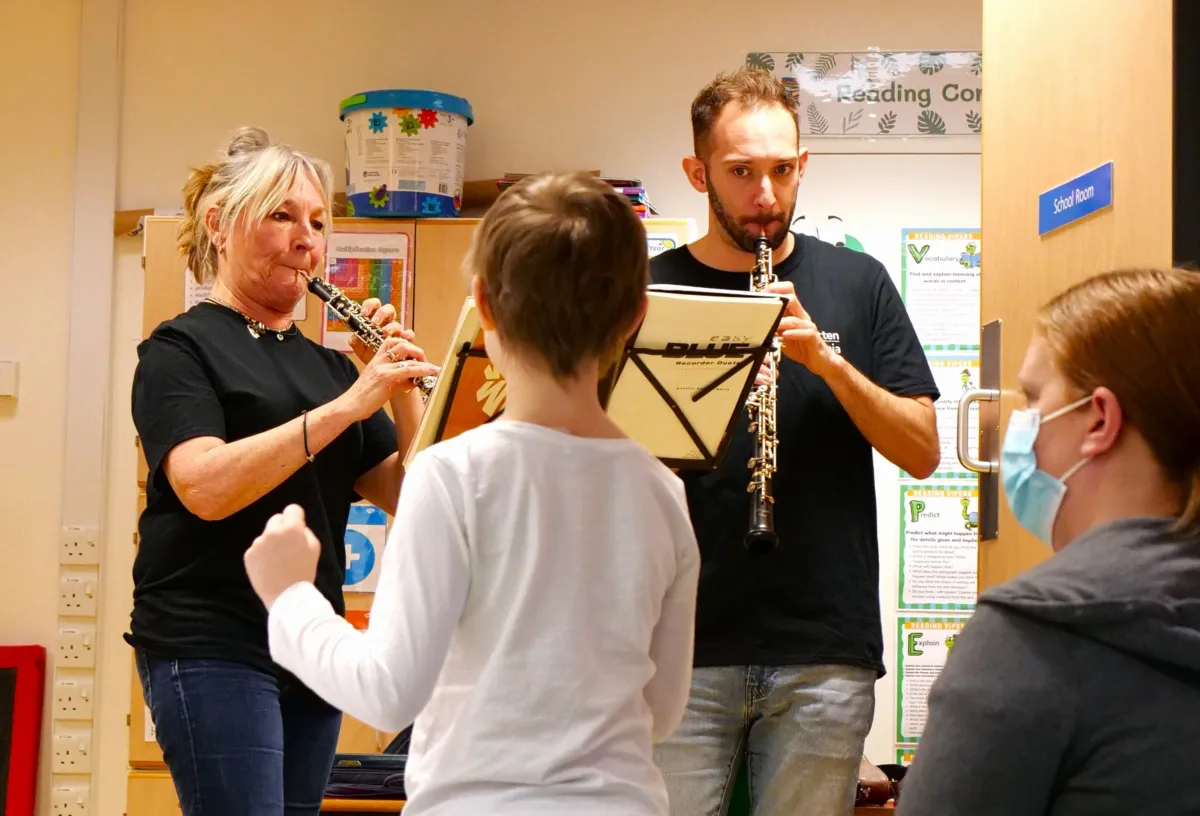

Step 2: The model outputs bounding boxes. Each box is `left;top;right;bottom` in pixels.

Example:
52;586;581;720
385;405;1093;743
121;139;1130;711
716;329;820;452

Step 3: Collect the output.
646;233;679;259
902;353;980;480
322;231;413;353
896;617;967;743
343;502;389;593
899;229;981;351
1038;161;1114;235
898;485;979;611
745;51;982;137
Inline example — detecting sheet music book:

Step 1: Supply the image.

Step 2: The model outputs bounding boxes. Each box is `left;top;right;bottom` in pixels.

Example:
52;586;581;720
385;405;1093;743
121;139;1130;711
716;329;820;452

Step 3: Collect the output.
404;285;788;468
602;284;788;468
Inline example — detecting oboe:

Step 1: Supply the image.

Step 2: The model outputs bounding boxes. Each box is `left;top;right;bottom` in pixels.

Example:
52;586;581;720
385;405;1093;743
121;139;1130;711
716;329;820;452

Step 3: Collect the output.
303;273;436;399
745;235;780;553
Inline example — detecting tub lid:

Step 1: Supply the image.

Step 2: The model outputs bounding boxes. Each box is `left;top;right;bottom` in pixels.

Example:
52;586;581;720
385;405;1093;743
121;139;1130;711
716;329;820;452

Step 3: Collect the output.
339;90;474;125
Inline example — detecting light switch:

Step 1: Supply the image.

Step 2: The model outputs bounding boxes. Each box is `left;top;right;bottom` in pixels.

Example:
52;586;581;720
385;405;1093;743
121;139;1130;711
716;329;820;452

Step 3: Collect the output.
0;361;17;398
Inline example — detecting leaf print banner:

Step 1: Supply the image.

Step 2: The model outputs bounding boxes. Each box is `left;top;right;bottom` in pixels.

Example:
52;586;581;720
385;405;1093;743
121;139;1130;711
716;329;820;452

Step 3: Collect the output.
745;51;982;138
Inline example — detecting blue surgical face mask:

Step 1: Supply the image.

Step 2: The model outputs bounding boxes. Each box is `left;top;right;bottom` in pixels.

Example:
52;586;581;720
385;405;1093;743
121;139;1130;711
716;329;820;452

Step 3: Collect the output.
1000;394;1093;547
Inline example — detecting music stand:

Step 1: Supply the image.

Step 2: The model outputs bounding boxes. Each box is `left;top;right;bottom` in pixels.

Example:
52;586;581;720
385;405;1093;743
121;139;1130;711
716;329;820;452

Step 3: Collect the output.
601;284;789;469
404;286;789;469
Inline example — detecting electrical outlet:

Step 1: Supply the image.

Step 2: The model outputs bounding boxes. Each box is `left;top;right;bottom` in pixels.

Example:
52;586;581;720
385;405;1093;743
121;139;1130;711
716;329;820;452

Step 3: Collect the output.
52;727;93;773
51;782;91;815
53;676;95;720
58;571;98;617
60;525;100;565
56;623;96;668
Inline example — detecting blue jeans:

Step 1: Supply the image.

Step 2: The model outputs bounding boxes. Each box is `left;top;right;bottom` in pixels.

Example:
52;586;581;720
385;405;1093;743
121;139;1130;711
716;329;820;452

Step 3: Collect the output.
135;651;343;816
652;664;876;816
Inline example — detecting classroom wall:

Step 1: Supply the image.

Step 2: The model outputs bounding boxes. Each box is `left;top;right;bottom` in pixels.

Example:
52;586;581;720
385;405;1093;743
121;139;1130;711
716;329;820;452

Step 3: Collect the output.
4;2;980;813
0;0;82;810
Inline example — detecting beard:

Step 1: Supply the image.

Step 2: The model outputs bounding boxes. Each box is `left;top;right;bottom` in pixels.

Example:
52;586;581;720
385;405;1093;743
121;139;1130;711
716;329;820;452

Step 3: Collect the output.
708;185;795;254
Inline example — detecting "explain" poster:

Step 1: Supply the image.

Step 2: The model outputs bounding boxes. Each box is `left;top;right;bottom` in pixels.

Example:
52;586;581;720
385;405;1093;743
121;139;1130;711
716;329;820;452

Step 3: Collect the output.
896;617;967;743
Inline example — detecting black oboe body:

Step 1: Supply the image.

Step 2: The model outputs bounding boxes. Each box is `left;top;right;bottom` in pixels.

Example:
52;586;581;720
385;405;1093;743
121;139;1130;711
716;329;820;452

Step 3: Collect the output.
745;235;780;553
305;275;436;398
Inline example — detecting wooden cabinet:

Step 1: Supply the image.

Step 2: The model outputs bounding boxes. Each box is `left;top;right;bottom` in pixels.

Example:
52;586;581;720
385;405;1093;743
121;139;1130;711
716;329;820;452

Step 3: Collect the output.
126;772;184;816
413;219;478;369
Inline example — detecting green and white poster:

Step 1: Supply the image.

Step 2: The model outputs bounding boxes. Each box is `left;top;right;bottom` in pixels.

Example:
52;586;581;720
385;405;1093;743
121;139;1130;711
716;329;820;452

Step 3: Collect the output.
901;352;980;480
896;616;968;743
899;484;978;611
899;229;981;351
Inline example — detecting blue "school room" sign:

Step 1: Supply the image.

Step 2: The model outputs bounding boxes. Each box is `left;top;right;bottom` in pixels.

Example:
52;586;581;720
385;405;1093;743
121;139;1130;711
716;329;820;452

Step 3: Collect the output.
1038;161;1114;235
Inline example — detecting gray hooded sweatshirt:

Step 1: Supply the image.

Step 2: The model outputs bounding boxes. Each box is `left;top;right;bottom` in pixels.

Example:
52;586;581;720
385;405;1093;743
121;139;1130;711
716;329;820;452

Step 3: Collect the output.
896;516;1200;816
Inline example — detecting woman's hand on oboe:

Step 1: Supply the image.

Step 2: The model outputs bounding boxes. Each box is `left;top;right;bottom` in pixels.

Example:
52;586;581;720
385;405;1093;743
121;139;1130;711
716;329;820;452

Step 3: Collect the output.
341;334;439;422
349;298;410;365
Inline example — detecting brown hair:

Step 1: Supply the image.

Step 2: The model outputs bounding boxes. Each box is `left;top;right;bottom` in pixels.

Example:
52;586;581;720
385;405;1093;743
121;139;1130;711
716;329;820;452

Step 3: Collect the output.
178;126;333;284
690;67;800;157
463;172;649;380
1037;268;1200;532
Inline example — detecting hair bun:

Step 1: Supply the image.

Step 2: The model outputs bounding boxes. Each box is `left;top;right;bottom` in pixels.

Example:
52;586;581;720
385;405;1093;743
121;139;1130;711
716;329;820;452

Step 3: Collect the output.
226;126;272;157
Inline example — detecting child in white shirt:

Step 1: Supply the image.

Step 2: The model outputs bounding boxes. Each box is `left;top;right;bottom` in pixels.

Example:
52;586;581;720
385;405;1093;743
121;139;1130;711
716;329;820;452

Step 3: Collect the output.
243;172;701;816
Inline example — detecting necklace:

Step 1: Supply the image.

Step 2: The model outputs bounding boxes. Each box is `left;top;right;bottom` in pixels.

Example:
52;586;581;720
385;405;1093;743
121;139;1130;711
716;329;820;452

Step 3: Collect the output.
205;296;294;341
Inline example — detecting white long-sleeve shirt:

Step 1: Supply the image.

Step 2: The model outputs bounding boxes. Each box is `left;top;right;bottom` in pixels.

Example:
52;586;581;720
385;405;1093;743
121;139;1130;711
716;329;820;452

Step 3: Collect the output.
268;420;700;815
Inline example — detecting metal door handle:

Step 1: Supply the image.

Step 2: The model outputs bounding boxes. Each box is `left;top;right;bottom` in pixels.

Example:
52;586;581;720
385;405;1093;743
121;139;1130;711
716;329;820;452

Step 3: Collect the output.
957;387;999;473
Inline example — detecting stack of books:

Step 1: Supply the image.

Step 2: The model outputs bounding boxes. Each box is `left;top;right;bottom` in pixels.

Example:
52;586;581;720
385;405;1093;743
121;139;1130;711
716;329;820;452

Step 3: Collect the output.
494;173;659;218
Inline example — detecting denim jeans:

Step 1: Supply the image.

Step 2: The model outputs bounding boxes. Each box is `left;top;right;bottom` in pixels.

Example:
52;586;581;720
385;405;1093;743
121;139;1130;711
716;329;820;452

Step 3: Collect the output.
135;651;343;816
652;664;876;816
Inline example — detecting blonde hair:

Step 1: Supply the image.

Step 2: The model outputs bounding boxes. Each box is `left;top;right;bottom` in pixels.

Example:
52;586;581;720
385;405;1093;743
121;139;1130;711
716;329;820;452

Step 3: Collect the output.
1037;268;1200;533
178;126;334;284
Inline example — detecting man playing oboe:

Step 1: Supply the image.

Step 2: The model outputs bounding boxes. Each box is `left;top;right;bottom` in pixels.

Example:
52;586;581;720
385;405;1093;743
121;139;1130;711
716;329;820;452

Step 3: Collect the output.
650;68;941;816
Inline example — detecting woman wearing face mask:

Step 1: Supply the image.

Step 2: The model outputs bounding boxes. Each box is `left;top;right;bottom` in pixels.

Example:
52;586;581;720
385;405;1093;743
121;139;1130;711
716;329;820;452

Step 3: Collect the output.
896;267;1200;816
127;127;439;816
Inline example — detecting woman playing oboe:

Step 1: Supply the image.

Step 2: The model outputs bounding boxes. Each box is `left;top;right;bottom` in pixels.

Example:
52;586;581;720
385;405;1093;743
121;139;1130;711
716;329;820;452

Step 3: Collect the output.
125;126;438;816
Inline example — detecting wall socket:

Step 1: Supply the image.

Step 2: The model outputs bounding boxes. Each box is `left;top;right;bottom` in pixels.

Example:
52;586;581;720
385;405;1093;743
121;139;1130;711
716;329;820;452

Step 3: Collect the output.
56;623;96;668
51;783;92;816
58;571;98;617
52;727;93;773
53;676;95;720
60;525;100;565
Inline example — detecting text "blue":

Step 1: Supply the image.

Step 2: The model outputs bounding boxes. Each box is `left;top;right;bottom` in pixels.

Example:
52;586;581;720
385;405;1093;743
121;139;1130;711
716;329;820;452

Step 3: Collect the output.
1038;162;1114;236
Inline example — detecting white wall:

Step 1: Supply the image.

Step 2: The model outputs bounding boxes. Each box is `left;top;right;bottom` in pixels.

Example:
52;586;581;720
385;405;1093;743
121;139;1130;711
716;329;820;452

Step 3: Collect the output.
116;0;981;221
0;1;81;811
2;2;980;813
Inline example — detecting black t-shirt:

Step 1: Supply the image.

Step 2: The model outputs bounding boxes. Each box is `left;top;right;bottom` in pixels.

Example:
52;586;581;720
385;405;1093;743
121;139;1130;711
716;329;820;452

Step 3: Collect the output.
126;301;397;674
650;233;938;676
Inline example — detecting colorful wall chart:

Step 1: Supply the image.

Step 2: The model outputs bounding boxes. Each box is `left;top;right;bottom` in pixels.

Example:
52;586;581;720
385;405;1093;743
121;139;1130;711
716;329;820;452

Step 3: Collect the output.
900;229;981;351
901;351;980;480
322;231;413;353
898;484;979;611
893;226;980;761
896;617;967;743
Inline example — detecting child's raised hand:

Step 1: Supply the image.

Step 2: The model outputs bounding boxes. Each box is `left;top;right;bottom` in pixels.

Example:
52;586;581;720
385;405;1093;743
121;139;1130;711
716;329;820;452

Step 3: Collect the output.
244;503;321;611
